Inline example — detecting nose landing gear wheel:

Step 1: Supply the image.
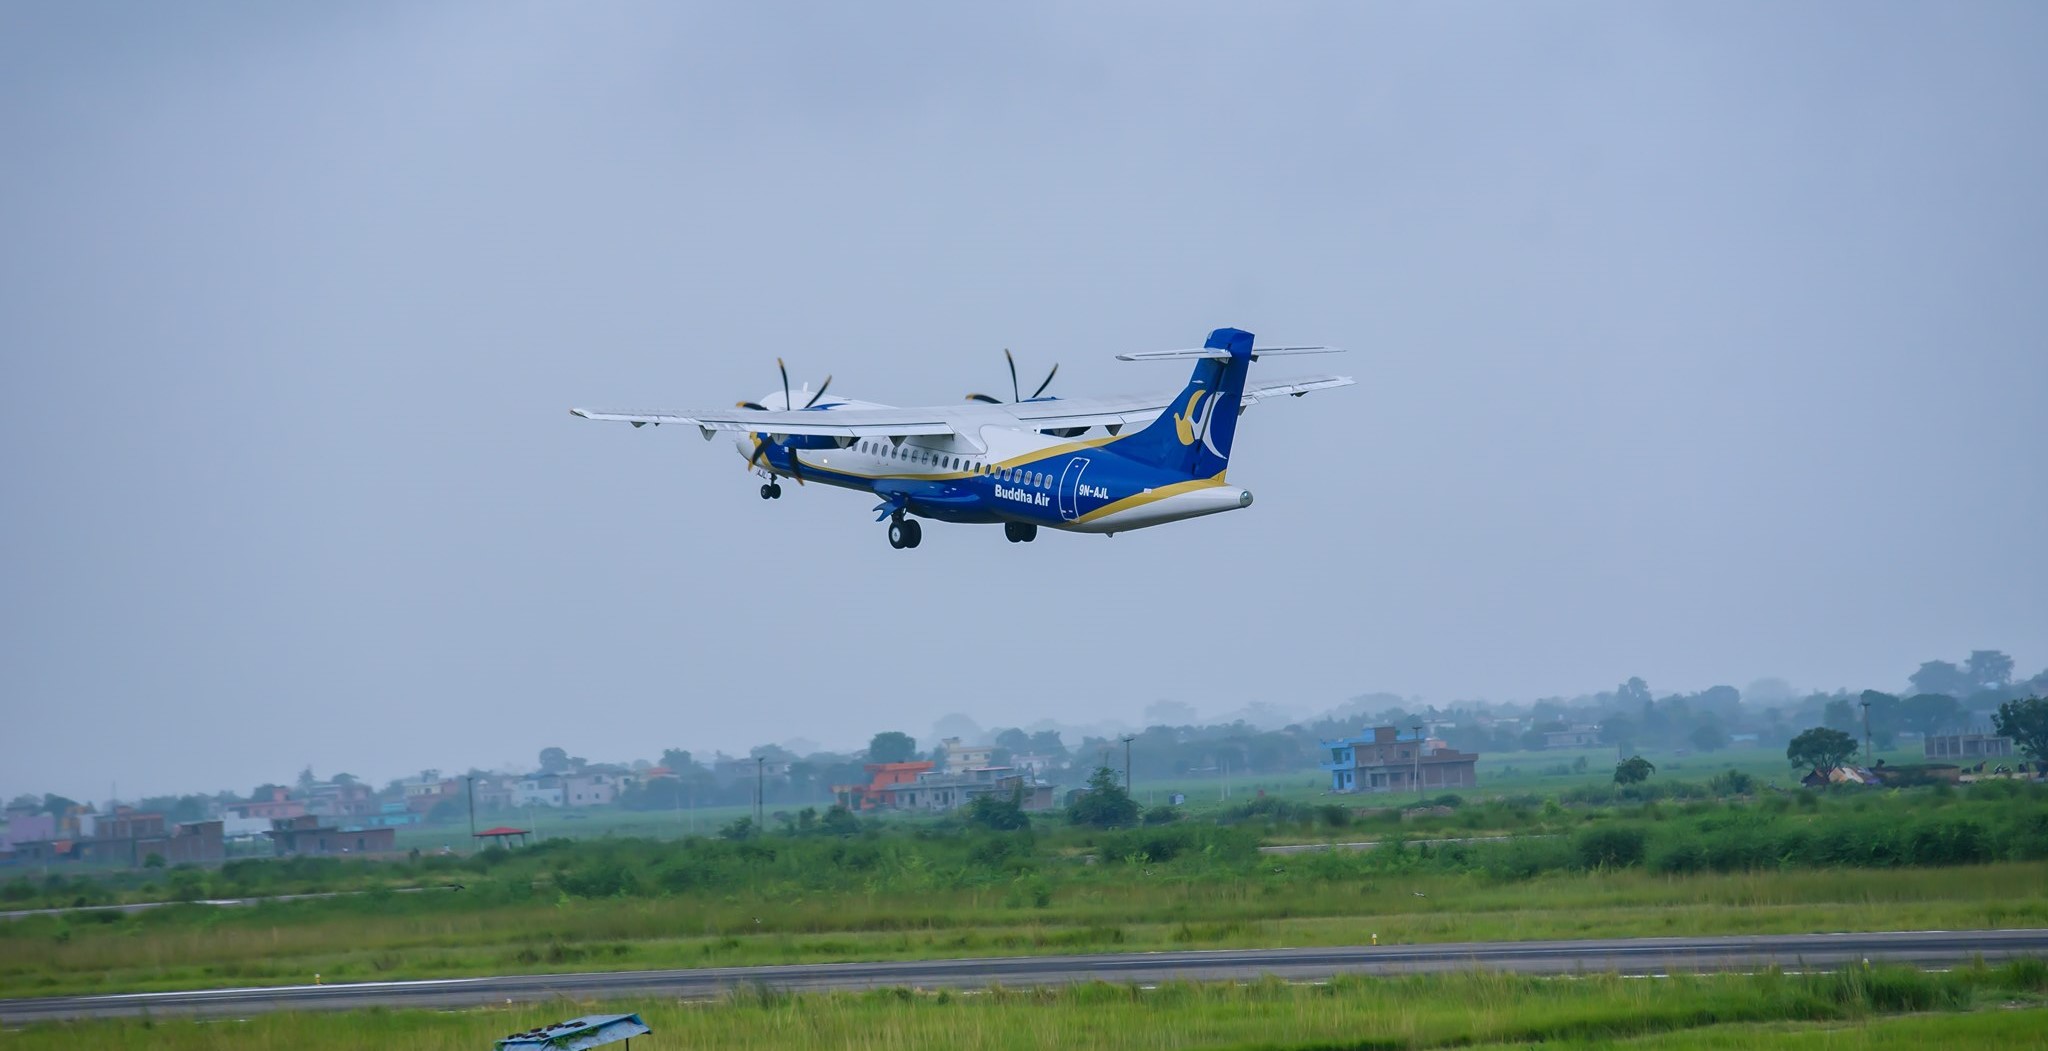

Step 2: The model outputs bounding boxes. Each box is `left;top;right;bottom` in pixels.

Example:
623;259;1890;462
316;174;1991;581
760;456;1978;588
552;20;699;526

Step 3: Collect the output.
1004;522;1038;543
760;483;782;500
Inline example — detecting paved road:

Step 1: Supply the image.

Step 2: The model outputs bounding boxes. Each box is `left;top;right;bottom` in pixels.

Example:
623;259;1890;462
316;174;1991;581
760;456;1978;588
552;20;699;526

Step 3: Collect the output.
5;929;2043;1022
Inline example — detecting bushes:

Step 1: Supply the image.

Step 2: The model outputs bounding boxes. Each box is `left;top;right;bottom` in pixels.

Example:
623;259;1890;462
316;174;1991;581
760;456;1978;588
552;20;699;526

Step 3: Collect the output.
1094;824;1259;866
1574;825;1648;869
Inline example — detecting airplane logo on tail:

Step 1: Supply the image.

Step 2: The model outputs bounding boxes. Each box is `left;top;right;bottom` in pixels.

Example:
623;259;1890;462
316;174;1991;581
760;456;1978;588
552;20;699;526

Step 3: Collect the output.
1173;387;1223;456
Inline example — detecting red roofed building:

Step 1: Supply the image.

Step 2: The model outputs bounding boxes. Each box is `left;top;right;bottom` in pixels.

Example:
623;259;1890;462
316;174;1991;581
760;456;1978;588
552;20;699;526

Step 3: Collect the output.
832;761;935;810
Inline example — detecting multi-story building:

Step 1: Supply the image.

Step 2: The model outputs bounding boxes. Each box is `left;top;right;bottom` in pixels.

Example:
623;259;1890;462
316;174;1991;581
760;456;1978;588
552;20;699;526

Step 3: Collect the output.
938;738;996;771
229;787;306;822
1320;726;1479;794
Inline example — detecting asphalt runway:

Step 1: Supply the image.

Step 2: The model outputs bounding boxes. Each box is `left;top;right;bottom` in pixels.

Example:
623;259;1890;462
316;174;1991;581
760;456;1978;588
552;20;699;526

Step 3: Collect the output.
6;928;2044;1022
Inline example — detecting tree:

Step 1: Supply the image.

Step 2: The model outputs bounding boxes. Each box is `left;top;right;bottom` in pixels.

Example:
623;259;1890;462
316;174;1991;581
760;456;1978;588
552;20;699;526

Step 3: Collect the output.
1898;693;1961;738
1066;767;1140;829
1787;727;1859;776
1909;660;1969;699
819;804;859;836
5;794;39;812
249;783;284;802
1616;677;1653;707
1823;698;1857;734
1027;730;1067;760
1687;720;1728;753
659;748;694;772
1613;755;1656;784
867;731;917;764
296;766;317;790
1991;697;2048;767
994;728;1032;754
1967;650;2015;692
964;789;1030;831
1598;715;1636;750
539;747;569;772
41;794;79;815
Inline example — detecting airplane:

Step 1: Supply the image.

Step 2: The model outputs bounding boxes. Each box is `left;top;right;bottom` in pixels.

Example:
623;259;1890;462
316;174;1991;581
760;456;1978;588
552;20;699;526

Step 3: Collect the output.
571;327;1352;550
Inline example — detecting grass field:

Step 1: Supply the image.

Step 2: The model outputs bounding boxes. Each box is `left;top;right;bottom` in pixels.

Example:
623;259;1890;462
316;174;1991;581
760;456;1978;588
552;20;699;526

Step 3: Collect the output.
8;963;2046;1050
7;860;2044;998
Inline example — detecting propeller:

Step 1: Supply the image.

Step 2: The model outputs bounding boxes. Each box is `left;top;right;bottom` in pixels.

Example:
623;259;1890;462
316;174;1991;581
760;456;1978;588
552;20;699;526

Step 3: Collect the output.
738;358;832;486
737;358;832;410
967;348;1058;404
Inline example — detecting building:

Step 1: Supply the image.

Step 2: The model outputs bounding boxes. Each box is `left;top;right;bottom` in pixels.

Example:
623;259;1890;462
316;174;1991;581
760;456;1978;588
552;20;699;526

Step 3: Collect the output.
3;809;55;849
1320;726;1479;794
512;775;565;808
1544;725;1602;749
64;809;225;867
303;781;378;820
403;777;462;814
833;761;935;810
267;815;397;857
1010;753;1058;776
229;787;307;822
1924;728;2014;760
938;738;996;772
563;771;624;807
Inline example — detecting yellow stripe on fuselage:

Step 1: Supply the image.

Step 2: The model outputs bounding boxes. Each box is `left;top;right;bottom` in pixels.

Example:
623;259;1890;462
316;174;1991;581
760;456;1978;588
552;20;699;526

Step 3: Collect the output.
1069;472;1229;525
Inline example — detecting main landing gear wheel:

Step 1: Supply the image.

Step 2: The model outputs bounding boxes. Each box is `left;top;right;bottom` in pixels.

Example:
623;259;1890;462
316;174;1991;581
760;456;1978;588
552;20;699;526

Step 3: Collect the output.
888;519;922;549
1004;522;1037;543
759;482;782;500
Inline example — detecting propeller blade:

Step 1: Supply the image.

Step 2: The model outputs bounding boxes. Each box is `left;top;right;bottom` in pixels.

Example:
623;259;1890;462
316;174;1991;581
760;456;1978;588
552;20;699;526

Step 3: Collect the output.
787;449;805;486
966;393;1002;404
803;375;833;409
1005;348;1019;403
737;401;768;411
777;358;791;411
1030;362;1060;400
748;437;770;469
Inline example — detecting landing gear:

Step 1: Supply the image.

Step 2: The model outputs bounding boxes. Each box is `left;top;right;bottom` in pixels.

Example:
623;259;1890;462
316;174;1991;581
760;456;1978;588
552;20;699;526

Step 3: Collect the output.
759;482;782;500
1004;522;1037;543
887;517;923;550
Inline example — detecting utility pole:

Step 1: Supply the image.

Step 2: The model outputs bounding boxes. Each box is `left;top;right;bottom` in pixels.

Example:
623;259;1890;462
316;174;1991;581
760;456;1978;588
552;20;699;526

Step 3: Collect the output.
755;756;765;829
1120;735;1136;793
1860;698;1874;767
1412;724;1425;800
465;775;476;846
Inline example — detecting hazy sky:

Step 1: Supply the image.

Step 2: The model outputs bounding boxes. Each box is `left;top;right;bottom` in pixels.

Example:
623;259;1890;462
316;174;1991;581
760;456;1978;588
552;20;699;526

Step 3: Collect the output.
4;3;2043;801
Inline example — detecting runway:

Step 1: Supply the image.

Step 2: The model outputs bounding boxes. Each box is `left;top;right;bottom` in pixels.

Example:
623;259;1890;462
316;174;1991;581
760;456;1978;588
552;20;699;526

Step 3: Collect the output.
6;928;2043;1022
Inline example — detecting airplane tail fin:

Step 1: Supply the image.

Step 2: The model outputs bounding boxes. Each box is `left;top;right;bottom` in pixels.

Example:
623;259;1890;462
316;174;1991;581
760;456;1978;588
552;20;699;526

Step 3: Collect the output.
1111;327;1254;478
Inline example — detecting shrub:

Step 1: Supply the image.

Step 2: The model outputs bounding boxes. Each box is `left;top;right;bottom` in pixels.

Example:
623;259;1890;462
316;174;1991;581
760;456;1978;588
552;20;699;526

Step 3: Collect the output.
1574;824;1648;869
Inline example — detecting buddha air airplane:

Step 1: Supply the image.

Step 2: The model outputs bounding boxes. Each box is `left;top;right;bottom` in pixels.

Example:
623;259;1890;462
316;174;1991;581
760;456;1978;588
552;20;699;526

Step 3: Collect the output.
571;327;1351;550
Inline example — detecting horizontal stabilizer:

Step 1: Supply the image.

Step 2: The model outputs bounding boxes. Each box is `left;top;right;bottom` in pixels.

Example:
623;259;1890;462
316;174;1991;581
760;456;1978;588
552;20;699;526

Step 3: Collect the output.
1116;345;1343;362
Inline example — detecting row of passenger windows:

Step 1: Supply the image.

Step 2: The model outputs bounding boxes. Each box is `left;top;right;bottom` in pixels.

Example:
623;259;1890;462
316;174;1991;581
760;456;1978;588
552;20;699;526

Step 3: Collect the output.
852;440;1049;488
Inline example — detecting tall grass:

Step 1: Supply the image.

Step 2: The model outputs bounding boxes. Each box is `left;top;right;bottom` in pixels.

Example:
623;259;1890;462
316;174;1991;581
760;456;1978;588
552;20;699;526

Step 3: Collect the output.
7;961;2046;1051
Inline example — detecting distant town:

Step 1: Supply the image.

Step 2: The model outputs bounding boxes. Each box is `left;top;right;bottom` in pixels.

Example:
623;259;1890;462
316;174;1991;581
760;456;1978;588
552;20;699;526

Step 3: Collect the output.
5;649;2042;870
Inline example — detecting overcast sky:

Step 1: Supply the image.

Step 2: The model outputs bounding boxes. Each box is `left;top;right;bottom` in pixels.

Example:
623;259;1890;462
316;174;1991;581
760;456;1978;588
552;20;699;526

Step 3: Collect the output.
3;3;2043;801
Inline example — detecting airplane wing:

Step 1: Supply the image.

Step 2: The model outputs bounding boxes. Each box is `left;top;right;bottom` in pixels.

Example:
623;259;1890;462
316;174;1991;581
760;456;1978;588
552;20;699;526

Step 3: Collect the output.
568;406;958;437
570;377;1353;437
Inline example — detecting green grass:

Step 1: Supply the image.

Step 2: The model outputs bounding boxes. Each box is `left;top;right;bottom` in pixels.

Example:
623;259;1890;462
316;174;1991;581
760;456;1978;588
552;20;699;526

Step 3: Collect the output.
6;861;2045;998
8;962;2046;1050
